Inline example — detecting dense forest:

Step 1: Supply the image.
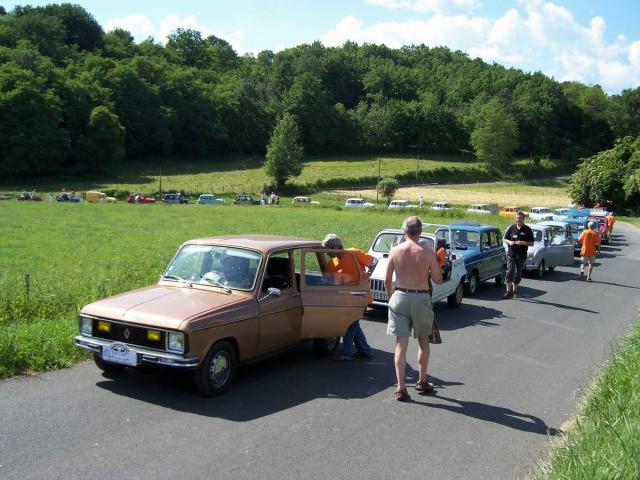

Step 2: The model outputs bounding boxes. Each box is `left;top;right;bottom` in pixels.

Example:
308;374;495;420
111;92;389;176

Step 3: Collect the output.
1;3;640;180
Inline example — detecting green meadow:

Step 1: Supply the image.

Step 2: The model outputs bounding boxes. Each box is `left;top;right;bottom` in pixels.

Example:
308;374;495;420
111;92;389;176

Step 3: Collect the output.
0;200;512;378
1;154;569;197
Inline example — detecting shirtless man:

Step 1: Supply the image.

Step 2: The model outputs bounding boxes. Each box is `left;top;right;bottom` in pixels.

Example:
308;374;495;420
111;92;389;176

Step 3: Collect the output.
385;216;443;402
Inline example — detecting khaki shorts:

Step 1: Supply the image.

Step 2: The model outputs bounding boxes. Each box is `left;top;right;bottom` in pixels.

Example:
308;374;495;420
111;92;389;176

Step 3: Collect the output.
387;290;433;338
581;255;596;266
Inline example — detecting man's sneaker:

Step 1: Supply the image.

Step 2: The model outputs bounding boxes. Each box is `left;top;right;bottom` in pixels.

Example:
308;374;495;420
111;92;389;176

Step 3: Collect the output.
578;271;584;279
503;290;513;299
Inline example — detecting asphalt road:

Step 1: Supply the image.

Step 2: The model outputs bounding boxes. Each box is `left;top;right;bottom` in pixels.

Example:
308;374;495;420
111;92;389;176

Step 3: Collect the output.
1;224;639;480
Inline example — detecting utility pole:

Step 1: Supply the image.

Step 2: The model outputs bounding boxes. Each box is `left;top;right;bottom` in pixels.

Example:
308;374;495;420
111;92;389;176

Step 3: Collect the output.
376;157;381;203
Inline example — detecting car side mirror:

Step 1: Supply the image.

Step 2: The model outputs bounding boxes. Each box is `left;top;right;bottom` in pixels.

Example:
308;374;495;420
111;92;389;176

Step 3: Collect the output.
262;287;281;300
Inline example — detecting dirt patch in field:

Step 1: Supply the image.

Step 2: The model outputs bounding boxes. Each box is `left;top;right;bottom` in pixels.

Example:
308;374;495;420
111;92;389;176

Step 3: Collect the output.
330;183;571;208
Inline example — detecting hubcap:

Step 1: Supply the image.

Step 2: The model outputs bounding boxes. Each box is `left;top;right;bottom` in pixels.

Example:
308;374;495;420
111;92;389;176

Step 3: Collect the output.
456;283;463;303
470;274;477;293
209;352;230;387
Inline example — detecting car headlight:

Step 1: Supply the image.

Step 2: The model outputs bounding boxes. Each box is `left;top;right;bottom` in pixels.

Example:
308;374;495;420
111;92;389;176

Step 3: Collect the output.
80;315;92;335
527;253;534;260
167;332;185;353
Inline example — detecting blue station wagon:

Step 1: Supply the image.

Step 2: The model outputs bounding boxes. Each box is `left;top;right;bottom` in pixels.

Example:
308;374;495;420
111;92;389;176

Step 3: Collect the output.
437;222;506;296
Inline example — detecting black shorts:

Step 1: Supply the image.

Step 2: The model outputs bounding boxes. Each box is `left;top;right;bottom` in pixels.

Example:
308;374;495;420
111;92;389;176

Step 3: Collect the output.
506;256;525;284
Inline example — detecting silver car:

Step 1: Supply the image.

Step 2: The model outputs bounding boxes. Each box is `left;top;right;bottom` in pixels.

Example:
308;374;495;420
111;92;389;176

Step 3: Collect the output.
507;223;574;278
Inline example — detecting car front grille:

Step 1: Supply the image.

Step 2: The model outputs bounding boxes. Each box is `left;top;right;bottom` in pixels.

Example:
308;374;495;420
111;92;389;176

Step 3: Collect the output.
92;319;166;350
370;278;388;302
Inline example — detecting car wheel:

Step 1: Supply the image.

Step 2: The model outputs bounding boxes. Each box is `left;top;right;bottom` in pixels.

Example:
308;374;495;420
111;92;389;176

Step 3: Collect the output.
193;341;237;397
313;337;341;356
447;281;464;308
93;353;126;374
464;271;479;296
536;260;545;279
495;266;506;287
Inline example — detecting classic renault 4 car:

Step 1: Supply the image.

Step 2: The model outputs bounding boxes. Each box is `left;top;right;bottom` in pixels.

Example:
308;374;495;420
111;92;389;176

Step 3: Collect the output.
436;222;507;296
75;235;369;396
367;225;466;309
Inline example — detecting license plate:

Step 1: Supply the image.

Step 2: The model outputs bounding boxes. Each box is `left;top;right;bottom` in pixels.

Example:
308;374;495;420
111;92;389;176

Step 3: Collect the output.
373;292;387;301
102;342;138;366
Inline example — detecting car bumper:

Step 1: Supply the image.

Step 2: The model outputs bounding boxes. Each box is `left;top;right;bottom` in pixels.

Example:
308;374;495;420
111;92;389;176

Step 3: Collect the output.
74;335;199;369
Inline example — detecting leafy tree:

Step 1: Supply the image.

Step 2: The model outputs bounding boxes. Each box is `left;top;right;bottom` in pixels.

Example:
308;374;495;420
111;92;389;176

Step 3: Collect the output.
609;87;640;139
470;98;518;171
76;106;125;173
377;177;399;204
264;113;303;190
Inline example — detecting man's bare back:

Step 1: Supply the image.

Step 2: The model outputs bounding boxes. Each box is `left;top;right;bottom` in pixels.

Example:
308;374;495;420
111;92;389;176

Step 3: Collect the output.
387;239;443;291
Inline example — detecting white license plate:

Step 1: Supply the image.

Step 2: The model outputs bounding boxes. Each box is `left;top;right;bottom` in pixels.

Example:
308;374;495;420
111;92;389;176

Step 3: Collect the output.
102;342;138;366
373;292;387;301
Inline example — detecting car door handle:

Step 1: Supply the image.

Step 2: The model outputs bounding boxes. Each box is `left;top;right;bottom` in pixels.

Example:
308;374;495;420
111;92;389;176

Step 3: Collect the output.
340;291;367;296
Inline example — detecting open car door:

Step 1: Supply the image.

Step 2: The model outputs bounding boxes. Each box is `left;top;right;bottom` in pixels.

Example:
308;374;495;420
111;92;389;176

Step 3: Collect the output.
299;249;369;338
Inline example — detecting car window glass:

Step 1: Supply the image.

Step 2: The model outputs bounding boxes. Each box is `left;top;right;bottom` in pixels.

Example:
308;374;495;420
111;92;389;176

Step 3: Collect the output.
372;233;401;253
452;230;480;248
303;251;358;286
534;230;543;242
262;251;292;292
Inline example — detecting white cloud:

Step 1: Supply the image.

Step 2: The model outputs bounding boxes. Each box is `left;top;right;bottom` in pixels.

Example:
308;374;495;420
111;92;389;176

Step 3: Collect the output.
322;1;640;93
366;0;481;14
106;14;155;40
157;14;211;42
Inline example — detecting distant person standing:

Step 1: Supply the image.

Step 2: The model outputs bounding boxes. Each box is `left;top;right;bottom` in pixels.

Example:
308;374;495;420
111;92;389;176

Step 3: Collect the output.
578;221;600;281
606;212;616;242
385;216;443;401
503;211;534;299
419;195;425;208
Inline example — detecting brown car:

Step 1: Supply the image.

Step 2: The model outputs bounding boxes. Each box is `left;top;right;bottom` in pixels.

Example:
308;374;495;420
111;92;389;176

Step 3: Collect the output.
74;235;369;396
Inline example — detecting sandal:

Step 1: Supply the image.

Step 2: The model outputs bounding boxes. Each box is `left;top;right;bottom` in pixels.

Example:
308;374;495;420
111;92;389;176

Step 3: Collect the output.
395;388;410;402
415;380;436;394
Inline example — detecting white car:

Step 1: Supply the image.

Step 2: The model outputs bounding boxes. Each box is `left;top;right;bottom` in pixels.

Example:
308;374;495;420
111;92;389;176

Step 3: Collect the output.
431;201;452;211
367;226;466;308
552;208;570;221
467;203;497;215
292;196;320;205
388;199;417;209
529;206;554;221
345;198;374;208
196;194;224;205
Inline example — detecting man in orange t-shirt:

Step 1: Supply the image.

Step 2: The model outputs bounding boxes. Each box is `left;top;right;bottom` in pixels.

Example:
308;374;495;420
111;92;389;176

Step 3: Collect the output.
606;212;616;242
578;221;600;281
322;234;375;361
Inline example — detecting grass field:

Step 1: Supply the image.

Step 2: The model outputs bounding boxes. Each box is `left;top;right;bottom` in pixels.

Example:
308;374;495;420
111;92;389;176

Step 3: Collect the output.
0;200;513;378
534;316;640;479
333;179;572;210
0;154;570;198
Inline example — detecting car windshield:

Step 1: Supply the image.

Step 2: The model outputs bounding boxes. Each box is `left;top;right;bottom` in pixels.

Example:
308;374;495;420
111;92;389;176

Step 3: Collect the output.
164;244;262;290
371;233;434;253
450;229;481;249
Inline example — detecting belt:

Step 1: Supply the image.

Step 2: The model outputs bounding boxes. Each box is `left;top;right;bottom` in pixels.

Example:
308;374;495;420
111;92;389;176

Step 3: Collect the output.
395;288;430;294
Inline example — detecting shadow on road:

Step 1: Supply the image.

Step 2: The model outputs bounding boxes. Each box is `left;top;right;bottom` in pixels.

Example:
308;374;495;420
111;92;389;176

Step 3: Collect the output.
95;343;397;420
414;394;562;436
517;296;599;314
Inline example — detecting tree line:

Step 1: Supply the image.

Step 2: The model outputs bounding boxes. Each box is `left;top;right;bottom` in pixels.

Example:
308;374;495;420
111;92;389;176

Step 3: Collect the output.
1;3;639;181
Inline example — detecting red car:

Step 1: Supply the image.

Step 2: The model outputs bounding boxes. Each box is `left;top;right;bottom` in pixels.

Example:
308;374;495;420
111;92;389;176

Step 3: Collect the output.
127;194;156;204
587;216;609;244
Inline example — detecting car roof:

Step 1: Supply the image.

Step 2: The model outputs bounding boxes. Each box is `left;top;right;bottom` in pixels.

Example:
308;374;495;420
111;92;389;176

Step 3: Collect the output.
449;222;498;231
186;235;321;253
537;221;568;227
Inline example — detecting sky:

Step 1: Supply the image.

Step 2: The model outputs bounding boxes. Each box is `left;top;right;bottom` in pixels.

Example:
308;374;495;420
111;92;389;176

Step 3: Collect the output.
3;0;640;94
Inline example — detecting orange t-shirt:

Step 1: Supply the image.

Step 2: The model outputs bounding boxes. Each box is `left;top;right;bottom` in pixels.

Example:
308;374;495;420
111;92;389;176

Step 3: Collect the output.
607;215;616;228
436;247;446;267
326;248;373;285
578;229;600;257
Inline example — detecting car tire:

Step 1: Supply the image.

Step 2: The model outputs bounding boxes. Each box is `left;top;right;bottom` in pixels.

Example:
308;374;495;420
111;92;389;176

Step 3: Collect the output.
536;260;545;279
495;266;506;287
464;271;479;296
93;353;126;374
447;281;464;308
193;341;237;397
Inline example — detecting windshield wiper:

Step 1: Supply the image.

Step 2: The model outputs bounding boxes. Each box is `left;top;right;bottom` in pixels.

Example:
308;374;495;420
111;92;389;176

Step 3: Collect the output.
162;275;192;287
200;276;232;293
